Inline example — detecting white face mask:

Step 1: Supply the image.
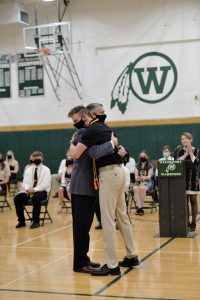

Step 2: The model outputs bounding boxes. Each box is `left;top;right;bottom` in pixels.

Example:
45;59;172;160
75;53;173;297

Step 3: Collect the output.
163;151;170;158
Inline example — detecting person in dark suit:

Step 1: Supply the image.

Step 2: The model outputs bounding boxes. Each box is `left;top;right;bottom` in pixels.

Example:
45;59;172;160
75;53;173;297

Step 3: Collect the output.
69;104;139;276
68;106;116;273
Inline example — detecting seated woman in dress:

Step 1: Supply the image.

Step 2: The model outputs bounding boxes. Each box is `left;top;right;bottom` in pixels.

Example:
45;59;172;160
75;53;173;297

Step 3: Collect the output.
57;158;73;213
5;150;19;182
0;153;10;193
173;132;200;232
133;150;154;216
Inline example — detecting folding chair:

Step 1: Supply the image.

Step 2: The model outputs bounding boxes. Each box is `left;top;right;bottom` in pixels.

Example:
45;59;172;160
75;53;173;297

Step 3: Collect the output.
0;191;12;212
128;180;158;214
24;191;53;226
62;198;71;212
58;187;71;213
8;178;18;196
0;185;12;212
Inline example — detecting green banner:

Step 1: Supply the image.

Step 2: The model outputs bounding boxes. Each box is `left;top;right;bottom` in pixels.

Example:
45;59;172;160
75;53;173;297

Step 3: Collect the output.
17;53;44;97
158;160;184;177
0;54;11;98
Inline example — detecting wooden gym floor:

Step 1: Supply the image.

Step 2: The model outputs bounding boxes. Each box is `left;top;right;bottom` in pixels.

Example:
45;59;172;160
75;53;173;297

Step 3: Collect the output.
0;195;200;300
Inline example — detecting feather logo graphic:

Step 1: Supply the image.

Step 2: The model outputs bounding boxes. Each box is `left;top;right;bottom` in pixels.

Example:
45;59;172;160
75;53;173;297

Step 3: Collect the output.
111;52;177;114
111;63;133;114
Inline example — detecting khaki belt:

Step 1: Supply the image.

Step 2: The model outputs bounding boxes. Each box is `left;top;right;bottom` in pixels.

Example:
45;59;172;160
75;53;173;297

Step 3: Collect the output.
99;164;122;172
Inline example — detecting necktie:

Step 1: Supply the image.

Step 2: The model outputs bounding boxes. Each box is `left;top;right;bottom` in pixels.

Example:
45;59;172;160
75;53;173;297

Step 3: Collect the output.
33;167;38;187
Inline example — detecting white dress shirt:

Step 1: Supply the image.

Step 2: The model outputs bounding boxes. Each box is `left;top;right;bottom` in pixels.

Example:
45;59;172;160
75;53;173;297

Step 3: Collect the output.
0;165;10;181
122;165;131;192
126;157;136;174
22;164;51;193
58;159;66;175
158;156;174;161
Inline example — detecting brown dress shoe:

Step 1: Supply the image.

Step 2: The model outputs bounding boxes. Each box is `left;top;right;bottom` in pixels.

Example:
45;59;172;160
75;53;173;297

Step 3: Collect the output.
74;265;96;273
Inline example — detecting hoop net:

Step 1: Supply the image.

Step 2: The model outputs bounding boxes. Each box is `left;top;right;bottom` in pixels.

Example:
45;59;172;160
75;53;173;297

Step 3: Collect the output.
34;48;51;56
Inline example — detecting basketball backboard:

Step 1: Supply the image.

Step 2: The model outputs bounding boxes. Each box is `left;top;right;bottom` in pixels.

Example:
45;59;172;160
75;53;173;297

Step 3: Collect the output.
23;21;71;55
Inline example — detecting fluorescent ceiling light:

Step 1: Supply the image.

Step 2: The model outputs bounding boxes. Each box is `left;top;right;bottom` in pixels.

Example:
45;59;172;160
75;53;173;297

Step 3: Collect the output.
43;0;55;2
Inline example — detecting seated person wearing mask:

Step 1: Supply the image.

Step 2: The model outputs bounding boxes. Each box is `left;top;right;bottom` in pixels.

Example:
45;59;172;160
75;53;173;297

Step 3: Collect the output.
5;150;19;182
155;145;174;177
159;146;174;161
14;151;51;229
0;153;10;193
122;148;136;183
51;150;69;198
134;150;154;216
57;158;73;213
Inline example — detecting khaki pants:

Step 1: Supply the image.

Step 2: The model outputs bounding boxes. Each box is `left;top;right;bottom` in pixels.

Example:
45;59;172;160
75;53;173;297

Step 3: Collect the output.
99;165;136;269
51;174;61;194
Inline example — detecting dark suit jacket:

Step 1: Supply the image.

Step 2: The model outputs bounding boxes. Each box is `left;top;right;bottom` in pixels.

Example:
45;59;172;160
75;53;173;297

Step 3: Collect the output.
70;128;114;196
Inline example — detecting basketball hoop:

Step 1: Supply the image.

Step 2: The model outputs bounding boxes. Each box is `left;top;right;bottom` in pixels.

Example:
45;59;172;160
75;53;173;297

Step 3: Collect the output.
34;48;51;56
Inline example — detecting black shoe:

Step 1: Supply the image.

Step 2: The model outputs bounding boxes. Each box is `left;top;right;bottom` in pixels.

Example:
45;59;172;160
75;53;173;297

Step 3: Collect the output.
95;223;102;230
138;208;144;216
190;222;196;232
15;222;26;228
188;222;191;228
74;265;96;274
89;261;101;268
91;264;121;276
30;222;40;229
135;209;140;215
119;256;140;267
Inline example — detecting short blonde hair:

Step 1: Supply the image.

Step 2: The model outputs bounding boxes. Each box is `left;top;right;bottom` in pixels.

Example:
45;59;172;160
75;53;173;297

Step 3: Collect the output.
68;106;90;118
181;132;193;141
32;151;43;158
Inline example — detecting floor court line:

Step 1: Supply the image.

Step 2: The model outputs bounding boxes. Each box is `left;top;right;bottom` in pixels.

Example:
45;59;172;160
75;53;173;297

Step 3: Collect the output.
4;245;195;255
93;237;175;296
93;217;200;296
0;237;177;299
0;288;182;300
0;253;71;289
12;223;72;248
1;214;198;298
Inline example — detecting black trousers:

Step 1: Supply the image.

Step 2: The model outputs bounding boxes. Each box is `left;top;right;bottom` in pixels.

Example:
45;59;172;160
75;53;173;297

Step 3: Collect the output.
14;191;47;223
0;181;6;192
94;196;101;223
71;194;97;270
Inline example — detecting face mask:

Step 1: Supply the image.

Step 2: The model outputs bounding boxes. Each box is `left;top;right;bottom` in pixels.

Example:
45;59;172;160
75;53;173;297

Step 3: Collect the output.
163;152;170;158
66;159;73;167
140;157;146;163
95;114;107;123
34;159;42;165
74;119;85;129
0;159;3;163
7;155;12;159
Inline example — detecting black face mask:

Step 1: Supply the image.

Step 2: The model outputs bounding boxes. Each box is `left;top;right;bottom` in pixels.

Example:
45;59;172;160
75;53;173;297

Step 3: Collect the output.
140;157;147;163
34;159;42;165
66;159;73;167
7;155;12;159
74;119;85;129
0;159;3;163
95;114;107;123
